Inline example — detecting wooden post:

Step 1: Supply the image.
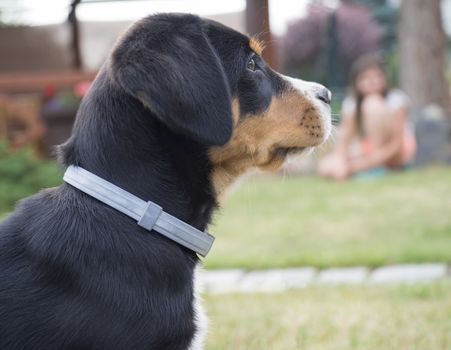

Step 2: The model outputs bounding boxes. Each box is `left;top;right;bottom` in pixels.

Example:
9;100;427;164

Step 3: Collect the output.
246;0;278;69
68;0;82;70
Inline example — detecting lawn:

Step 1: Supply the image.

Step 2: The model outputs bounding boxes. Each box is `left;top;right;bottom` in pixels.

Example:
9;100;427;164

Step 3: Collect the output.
205;282;451;350
2;156;450;269
206;167;451;269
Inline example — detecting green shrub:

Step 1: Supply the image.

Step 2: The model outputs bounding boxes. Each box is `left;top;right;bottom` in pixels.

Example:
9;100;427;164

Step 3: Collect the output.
0;142;62;213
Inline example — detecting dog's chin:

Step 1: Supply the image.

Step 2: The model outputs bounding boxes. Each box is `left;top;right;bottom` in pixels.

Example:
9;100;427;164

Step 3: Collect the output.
272;146;306;158
257;146;307;171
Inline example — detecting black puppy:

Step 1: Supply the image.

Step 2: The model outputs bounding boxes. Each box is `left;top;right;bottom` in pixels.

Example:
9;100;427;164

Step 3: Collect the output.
0;14;331;349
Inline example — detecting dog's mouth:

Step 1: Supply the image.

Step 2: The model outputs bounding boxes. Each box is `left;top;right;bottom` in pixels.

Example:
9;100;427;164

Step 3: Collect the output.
272;146;306;157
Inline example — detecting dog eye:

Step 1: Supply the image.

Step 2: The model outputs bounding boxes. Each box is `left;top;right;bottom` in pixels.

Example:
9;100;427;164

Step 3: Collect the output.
247;58;256;71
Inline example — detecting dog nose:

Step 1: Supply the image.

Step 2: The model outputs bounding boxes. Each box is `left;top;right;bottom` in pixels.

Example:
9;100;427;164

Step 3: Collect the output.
316;88;332;105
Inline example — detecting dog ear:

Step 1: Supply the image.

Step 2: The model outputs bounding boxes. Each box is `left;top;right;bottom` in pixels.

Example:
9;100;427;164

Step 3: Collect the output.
111;15;233;146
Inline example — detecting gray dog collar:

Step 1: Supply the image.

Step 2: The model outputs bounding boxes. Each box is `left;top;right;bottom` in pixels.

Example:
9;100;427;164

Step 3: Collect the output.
63;165;215;257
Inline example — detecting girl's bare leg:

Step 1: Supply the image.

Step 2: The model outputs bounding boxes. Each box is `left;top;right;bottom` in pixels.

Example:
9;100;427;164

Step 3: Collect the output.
348;94;412;174
318;153;348;179
361;94;392;147
320;94;399;179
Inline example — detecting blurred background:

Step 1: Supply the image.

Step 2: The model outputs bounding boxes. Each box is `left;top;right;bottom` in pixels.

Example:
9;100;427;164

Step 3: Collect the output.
0;0;450;349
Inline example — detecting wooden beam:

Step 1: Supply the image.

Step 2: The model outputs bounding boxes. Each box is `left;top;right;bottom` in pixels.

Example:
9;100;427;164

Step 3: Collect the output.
0;70;97;93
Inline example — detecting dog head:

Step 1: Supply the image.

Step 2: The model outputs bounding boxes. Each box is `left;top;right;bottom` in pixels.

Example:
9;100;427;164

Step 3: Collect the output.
111;13;331;194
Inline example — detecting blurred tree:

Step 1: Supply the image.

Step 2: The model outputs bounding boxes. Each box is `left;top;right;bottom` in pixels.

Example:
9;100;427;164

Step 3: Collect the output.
356;0;397;51
281;3;328;83
281;1;384;88
399;0;450;115
351;0;398;83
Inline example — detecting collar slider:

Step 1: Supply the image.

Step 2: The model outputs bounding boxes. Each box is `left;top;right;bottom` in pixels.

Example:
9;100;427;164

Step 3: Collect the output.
63;165;214;257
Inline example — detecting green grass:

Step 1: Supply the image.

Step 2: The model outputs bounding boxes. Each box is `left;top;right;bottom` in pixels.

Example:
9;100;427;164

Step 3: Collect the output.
206;167;451;269
205;282;451;350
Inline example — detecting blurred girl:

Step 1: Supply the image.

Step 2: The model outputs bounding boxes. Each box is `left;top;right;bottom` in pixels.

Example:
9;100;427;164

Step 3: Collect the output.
319;54;416;179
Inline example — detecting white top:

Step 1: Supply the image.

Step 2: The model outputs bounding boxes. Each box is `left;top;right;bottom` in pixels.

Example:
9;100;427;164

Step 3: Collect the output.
341;89;410;116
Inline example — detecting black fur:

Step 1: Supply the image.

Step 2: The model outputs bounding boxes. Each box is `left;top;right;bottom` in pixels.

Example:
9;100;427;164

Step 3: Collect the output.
0;13;288;349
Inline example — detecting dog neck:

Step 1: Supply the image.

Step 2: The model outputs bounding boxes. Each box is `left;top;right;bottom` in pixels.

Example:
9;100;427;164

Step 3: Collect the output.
59;69;218;233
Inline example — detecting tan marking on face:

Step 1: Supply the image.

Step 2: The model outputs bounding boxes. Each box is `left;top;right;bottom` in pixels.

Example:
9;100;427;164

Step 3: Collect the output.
249;37;265;55
231;98;240;127
210;90;326;196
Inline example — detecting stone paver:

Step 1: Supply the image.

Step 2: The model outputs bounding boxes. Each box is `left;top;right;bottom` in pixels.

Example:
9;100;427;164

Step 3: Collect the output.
317;267;369;285
201;263;449;293
202;269;245;293
369;263;448;284
237;268;316;292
